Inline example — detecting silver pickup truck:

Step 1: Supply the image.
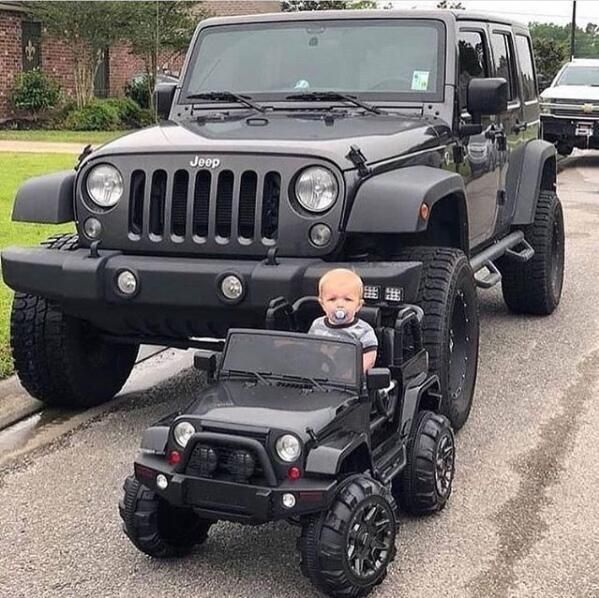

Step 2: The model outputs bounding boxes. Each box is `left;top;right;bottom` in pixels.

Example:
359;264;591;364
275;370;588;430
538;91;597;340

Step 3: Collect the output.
541;58;599;155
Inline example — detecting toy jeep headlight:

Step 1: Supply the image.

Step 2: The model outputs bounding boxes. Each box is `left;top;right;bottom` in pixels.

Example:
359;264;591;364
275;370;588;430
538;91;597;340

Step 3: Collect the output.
295;166;338;213
275;434;302;462
86;164;124;208
173;421;196;448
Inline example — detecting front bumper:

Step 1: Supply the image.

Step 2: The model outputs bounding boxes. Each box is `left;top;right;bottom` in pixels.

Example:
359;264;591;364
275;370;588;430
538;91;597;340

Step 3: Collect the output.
541;113;599;147
134;452;337;524
1;246;421;336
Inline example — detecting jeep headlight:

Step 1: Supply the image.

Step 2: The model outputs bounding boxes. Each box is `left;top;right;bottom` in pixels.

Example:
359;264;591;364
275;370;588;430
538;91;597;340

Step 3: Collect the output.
173;421;196;448
295;166;338;213
275;434;302;462
86;164;124;208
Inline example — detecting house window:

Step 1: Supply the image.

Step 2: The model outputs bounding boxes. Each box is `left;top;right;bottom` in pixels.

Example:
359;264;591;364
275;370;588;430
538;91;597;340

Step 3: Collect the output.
22;21;42;71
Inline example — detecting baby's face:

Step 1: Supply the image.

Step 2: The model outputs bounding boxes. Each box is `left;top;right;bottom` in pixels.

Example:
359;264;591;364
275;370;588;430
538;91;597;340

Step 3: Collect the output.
319;277;363;324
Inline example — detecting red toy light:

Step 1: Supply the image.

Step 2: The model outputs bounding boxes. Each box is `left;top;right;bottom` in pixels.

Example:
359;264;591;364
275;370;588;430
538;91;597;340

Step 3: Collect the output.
288;466;301;480
168;450;181;465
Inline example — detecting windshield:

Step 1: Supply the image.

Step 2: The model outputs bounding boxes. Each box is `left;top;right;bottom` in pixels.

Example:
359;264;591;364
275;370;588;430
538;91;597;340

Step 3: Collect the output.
182;19;445;101
556;65;599;86
221;332;359;385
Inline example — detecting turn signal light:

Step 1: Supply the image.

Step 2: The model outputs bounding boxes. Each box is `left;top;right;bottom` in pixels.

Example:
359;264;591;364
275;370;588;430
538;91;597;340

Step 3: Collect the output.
288;466;302;480
168;450;181;465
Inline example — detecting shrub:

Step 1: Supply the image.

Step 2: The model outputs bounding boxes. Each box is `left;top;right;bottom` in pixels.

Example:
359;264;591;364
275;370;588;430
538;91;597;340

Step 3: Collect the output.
10;68;61;119
135;108;156;128
103;97;142;127
64;100;120;131
124;75;151;109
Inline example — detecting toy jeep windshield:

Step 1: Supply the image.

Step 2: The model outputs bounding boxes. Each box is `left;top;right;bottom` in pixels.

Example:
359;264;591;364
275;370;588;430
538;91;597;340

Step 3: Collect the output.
4;9;564;436
120;301;456;597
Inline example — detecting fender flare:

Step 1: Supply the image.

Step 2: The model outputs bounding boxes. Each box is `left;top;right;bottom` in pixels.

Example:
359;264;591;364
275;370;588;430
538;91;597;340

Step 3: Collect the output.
345;165;468;239
12;170;75;224
510;139;557;225
305;432;371;476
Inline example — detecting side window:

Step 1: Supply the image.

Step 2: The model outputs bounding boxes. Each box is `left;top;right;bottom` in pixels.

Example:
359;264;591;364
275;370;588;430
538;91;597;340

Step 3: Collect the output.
458;31;489;109
490;32;518;101
515;34;537;101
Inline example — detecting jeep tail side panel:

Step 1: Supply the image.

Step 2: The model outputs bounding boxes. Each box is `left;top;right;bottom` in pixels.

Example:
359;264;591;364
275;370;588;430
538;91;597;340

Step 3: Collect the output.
12;170;75;224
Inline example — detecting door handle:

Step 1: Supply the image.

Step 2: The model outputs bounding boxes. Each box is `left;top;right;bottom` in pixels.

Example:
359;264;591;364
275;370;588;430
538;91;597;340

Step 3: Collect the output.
513;120;528;133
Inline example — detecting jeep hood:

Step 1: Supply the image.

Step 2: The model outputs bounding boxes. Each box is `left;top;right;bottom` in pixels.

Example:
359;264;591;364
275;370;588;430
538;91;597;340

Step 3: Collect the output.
185;380;357;436
92;111;447;170
541;86;599;101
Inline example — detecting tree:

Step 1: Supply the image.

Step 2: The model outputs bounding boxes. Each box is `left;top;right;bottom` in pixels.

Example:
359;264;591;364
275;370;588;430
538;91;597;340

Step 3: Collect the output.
531;37;567;86
436;1;465;9
22;1;130;108
120;2;208;110
282;1;378;10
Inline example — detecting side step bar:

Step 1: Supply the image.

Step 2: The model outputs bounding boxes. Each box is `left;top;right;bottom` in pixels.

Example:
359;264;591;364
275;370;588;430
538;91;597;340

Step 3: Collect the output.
470;231;534;289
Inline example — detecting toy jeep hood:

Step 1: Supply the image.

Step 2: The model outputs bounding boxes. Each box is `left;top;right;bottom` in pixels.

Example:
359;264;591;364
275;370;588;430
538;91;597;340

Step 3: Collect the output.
91;112;448;170
186;380;357;436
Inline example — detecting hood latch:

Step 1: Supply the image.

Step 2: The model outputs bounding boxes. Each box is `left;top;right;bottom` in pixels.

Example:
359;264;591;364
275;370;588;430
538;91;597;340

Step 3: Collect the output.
346;144;371;177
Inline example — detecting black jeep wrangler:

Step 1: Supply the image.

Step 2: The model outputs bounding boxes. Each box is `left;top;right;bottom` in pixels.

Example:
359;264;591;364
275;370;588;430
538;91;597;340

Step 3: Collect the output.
2;9;564;431
120;298;454;597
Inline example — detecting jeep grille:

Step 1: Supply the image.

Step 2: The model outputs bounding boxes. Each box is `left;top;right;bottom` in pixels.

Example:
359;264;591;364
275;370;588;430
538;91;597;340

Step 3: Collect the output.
128;168;280;244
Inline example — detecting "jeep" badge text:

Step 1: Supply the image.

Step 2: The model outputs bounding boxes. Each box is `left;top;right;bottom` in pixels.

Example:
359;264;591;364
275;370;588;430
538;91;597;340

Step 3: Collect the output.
189;156;220;168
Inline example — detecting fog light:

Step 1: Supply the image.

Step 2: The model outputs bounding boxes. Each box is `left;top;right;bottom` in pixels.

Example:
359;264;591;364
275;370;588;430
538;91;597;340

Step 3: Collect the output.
384;287;403;302
83;217;102;239
221;274;243;301
363;285;380;300
116;270;138;295
282;493;296;509
309;223;332;247
156;474;168;490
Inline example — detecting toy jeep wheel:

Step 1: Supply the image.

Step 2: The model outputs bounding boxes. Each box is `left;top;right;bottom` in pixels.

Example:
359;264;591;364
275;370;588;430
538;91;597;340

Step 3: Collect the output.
499;191;565;315
10;233;138;408
394;411;455;515
395;247;479;430
299;475;397;597
119;476;212;558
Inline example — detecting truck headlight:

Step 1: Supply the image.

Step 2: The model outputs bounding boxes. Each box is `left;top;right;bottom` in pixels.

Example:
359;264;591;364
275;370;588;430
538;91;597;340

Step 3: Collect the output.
275;434;302;462
173;421;196;448
295;166;338;213
86;164;124;208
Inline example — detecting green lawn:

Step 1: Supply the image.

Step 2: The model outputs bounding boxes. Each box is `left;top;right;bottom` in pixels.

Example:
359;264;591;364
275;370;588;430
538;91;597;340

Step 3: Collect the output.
0;130;130;144
0;152;76;378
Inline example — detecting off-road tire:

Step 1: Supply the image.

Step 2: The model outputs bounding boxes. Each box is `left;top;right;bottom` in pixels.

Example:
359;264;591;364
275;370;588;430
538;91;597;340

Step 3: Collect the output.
119;476;212;558
499;190;565;315
393;411;455;515
10;233;138;408
394;247;479;430
299;475;397;597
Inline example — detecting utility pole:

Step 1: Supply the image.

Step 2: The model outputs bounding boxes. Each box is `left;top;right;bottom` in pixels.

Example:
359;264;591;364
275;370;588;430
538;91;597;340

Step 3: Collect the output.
570;0;577;60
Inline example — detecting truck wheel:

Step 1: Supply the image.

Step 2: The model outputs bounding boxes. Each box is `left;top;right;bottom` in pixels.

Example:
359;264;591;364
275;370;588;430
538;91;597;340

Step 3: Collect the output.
10;233;138;408
299;475;397;598
119;476;212;558
499;191;565;315
392;411;455;515
394;247;479;430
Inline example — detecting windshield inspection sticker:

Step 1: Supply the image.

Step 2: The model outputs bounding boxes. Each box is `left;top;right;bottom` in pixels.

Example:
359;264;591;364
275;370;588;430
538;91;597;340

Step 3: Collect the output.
411;70;430;91
294;79;310;89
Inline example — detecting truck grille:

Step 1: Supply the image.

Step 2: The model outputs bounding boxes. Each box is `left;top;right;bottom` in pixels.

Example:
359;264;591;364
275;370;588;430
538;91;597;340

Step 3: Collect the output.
128;168;280;244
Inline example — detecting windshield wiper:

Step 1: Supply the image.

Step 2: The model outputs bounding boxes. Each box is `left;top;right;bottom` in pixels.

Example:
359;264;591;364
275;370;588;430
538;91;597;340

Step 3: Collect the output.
272;374;330;391
187;91;267;113
285;91;383;114
221;369;272;385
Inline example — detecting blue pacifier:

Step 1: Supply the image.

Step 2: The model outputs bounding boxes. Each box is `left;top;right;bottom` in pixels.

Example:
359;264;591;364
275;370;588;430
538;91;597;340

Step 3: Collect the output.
332;308;348;324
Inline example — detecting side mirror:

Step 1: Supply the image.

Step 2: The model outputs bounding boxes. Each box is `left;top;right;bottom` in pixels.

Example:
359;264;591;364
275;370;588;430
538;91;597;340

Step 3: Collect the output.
153;82;177;120
366;367;391;391
193;350;218;380
467;78;508;122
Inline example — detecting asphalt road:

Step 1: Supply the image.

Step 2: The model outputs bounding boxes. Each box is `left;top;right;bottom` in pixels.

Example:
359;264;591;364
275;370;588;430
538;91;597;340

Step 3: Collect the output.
1;153;598;598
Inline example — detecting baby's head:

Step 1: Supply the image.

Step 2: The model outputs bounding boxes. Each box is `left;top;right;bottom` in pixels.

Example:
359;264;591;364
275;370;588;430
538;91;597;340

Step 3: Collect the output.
318;268;364;325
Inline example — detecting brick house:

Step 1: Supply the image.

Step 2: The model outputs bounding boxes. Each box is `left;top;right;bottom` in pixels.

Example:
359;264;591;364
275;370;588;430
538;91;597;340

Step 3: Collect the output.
0;0;280;121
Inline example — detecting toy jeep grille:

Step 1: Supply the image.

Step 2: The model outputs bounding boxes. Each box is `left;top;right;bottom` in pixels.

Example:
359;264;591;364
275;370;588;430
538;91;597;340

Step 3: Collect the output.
128;167;281;245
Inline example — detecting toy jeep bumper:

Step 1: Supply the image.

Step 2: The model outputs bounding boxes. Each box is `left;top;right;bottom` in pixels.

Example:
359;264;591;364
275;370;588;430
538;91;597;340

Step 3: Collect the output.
1;246;421;335
134;446;337;524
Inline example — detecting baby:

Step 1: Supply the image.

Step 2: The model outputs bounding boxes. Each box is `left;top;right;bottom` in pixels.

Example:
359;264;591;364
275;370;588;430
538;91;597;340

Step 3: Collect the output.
309;268;378;371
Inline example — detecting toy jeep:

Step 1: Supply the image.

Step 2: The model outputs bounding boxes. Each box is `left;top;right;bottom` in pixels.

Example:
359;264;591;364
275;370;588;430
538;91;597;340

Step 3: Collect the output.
119;299;455;597
2;9;564;432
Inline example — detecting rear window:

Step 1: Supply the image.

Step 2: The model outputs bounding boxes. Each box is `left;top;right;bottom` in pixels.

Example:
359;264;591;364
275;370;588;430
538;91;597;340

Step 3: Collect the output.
515;35;537;101
491;32;518;101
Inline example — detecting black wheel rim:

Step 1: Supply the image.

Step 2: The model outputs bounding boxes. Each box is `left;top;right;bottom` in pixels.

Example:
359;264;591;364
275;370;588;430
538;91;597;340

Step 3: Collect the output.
448;289;470;402
550;209;565;301
346;500;394;580
434;433;455;497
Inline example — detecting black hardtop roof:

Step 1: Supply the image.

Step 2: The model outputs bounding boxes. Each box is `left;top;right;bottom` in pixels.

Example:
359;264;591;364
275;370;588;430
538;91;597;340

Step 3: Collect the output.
198;8;527;31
